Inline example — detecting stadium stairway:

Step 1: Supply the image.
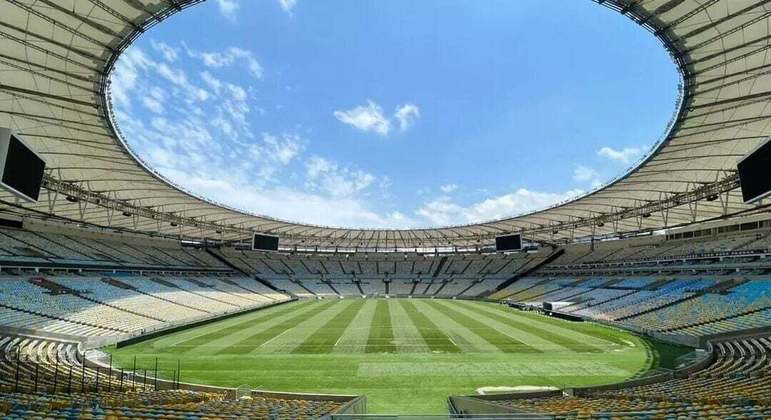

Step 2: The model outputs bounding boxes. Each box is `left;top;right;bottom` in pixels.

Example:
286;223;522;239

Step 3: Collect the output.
488;248;565;300
325;281;343;297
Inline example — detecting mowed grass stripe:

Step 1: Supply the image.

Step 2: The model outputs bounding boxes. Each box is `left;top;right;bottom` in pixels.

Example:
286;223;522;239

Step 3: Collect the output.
479;302;625;348
399;300;460;353
456;301;601;353
332;299;377;354
181;302;324;354
433;299;566;352
426;300;541;353
410;299;490;352
293;299;366;354
388;299;430;353
365;300;396;353
150;301;303;349
220;300;337;354
172;301;311;350
254;299;359;354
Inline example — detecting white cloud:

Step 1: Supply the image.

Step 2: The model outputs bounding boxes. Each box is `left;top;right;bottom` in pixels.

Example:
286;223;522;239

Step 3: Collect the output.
117;43;611;230
110;48;151;108
416;188;584;226
416;197;465;226
111;44;429;229
256;133;303;166
305;156;377;197
334;100;391;136
278;0;297;13
142;97;164;114
597;146;644;165
334;100;421;136
439;184;458;193
200;71;223;94
151;41;178;62
216;0;239;22
186;46;263;79
394;103;420;131
156;168;412;228
573;165;602;188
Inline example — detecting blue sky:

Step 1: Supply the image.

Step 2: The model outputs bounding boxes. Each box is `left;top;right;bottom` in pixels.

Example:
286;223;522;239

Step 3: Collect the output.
111;0;679;228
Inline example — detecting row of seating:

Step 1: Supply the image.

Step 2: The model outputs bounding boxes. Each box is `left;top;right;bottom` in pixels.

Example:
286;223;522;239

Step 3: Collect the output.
0;335;347;419
501;277;770;337
263;277;504;299
624;281;771;333
548;223;771;268
214;247;544;279
0;274;290;338
0;226;227;270
463;336;770;419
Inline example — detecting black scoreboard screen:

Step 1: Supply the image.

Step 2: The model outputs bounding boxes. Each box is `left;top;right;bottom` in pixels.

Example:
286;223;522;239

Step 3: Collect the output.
495;234;522;251
738;137;771;203
0;130;45;202
252;234;279;251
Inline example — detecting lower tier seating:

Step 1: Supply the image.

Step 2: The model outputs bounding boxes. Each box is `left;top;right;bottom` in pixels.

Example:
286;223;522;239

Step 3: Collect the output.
0;274;291;339
501;277;771;338
461;335;770;419
0;335;348;419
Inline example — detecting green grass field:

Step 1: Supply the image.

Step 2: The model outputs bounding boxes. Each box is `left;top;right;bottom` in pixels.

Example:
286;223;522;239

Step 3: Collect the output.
107;298;689;414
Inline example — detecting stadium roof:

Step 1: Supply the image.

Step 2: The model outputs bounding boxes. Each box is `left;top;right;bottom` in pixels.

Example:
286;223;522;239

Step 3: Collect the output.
0;0;769;250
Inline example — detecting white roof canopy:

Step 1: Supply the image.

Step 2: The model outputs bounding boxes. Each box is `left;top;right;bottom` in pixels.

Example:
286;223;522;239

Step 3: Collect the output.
0;0;769;249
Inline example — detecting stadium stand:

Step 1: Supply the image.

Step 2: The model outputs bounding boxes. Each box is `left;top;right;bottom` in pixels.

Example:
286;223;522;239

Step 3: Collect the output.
0;335;353;418
1;0;769;416
500;274;770;338
1;223;771;418
453;334;771;418
0;272;291;339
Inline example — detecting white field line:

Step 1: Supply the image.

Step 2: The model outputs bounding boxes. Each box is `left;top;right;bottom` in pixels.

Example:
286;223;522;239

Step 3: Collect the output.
334;335;344;347
448;336;458;347
259;329;292;348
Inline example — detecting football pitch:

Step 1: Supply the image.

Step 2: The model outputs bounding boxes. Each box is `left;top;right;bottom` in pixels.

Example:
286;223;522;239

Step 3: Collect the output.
107;298;685;414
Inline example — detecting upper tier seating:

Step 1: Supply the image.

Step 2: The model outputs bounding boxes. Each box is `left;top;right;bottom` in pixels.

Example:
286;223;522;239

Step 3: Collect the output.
0;226;228;270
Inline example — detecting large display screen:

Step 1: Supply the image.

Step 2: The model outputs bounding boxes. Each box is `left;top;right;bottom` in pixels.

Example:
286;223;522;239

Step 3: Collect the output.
0;132;45;202
252;234;279;251
495;234;522;251
738;137;771;203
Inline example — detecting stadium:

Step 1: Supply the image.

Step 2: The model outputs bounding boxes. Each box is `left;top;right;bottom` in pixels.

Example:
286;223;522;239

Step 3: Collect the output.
0;0;769;418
